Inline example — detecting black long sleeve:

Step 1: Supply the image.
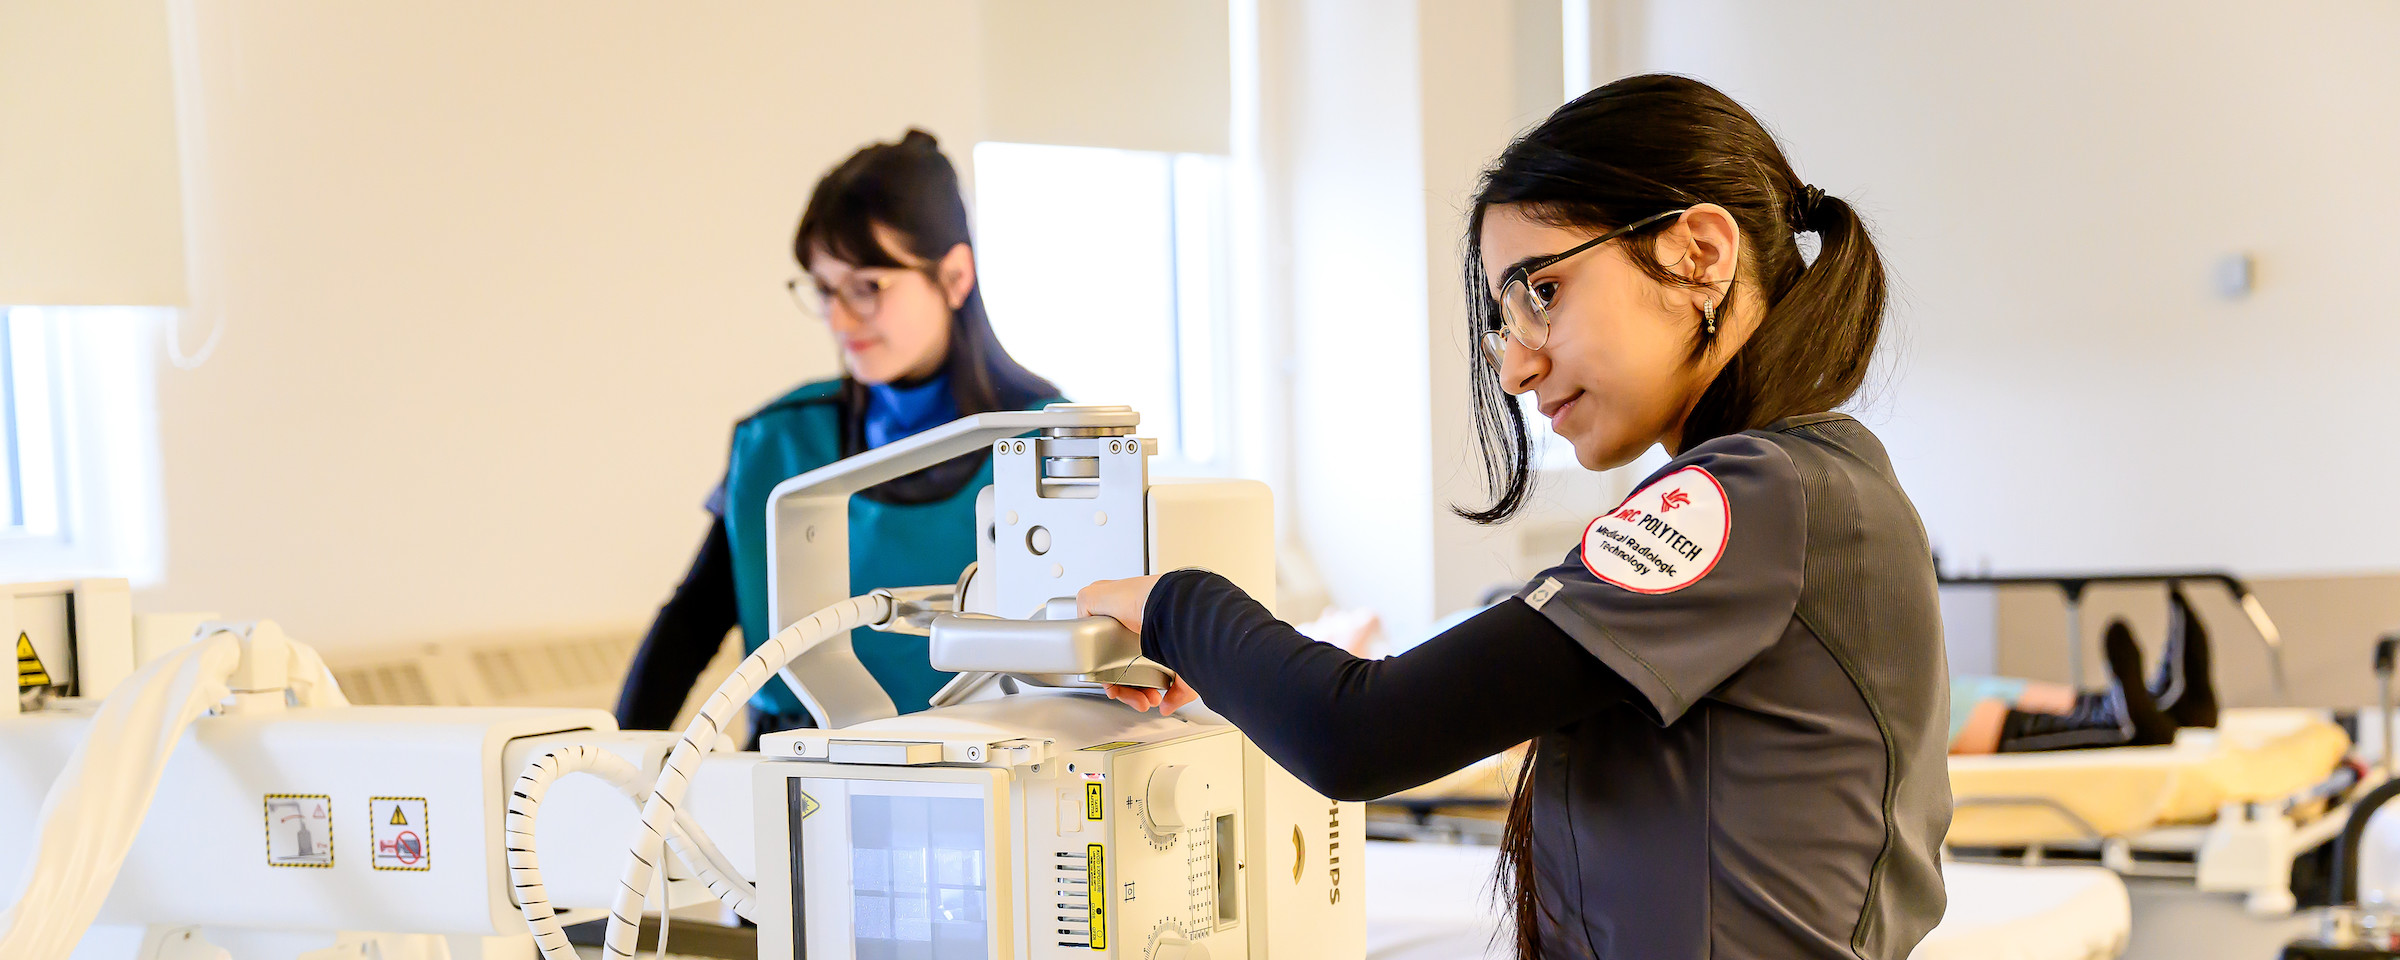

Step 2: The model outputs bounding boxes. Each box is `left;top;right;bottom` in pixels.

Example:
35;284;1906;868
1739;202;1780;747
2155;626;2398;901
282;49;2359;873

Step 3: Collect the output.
1140;569;1636;801
615;518;740;730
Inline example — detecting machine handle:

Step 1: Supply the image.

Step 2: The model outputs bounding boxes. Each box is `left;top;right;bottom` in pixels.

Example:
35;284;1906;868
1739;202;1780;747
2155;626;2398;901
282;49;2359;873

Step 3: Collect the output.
928;613;1147;675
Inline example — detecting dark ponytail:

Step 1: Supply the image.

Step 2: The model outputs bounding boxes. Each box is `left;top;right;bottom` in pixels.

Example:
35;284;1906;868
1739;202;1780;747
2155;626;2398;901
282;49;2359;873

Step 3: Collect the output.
793;128;1059;416
1679;187;1883;444
1461;75;1889;959
1457;74;1887;527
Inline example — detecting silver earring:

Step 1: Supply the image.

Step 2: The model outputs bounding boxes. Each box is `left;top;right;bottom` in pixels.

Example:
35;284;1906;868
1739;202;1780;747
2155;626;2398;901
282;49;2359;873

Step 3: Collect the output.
1702;298;1718;336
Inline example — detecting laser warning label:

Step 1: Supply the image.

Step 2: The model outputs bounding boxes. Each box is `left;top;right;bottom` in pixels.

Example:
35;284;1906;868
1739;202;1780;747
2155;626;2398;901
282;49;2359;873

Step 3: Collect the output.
1087;843;1107;950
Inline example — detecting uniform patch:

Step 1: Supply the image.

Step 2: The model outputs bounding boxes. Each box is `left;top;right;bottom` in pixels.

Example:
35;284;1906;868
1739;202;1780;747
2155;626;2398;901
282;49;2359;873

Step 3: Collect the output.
1579;466;1730;594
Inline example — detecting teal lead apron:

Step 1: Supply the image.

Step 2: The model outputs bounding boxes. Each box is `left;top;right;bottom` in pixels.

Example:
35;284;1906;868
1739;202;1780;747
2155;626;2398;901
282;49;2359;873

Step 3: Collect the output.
721;379;1057;718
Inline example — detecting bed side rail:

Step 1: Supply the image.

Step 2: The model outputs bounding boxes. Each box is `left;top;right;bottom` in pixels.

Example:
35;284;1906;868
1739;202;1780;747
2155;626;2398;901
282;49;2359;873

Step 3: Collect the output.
1937;569;2285;698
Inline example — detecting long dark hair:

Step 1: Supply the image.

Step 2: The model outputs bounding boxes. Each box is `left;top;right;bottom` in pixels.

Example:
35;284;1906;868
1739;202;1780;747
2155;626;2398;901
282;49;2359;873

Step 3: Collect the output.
1467;76;1888;959
1459;74;1887;527
793;129;1058;417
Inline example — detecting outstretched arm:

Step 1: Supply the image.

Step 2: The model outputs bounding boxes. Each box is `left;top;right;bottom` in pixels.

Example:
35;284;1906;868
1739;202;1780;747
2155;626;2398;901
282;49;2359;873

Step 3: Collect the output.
1088;569;1632;801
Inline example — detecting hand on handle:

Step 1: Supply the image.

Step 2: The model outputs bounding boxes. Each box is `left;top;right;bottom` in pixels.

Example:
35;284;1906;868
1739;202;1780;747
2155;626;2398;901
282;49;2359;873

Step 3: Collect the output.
1078;575;1200;715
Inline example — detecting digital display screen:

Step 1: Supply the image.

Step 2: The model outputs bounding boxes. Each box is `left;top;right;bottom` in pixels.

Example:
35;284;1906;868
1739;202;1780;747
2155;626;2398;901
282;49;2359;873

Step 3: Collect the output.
794;777;992;960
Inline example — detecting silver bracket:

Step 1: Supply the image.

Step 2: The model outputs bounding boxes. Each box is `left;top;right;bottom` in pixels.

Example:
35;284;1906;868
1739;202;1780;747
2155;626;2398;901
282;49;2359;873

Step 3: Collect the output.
764;404;1140;730
990;434;1150;620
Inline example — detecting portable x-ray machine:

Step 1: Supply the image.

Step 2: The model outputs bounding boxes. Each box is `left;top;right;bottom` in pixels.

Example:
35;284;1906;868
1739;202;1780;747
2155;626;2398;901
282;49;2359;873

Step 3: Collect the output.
0;405;1364;960
742;404;1361;960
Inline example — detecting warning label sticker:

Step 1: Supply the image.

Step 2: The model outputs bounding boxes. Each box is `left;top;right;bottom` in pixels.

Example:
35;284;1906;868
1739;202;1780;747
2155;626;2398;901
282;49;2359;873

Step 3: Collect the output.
1078;740;1143;753
16;632;49;689
370;796;429;871
265;794;334;868
1087;843;1107;950
1085;782;1105;820
799;791;821;821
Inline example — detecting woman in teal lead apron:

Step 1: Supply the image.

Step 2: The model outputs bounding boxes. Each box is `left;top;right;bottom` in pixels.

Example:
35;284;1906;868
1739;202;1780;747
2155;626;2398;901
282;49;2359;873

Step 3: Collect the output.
615;130;1062;744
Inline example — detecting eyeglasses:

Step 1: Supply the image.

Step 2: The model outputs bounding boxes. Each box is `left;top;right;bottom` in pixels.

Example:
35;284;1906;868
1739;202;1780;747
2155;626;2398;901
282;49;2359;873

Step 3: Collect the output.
787;269;926;321
1479;208;1688;372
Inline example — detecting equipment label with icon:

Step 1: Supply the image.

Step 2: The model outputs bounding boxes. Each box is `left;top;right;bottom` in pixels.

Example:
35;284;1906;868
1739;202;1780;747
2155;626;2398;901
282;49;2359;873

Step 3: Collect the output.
265;794;335;868
1087;843;1108;950
15;632;51;688
370;796;430;871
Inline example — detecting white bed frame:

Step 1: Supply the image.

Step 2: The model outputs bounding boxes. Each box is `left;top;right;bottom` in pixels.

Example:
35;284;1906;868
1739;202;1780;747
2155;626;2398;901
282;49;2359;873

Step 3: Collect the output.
1938;571;2376;915
1949;755;2373;915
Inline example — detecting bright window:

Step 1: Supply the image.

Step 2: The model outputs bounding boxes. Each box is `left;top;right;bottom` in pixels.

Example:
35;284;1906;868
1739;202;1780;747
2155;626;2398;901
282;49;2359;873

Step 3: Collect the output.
0;314;64;538
971;142;1232;470
0;307;164;584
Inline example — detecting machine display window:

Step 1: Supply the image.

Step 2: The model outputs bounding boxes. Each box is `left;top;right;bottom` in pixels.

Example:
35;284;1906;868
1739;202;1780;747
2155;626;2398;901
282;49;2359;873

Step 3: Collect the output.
795;777;994;960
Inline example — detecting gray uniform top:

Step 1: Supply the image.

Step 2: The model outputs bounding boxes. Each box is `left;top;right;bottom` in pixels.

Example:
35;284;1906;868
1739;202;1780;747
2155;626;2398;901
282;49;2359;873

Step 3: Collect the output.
1515;413;1951;960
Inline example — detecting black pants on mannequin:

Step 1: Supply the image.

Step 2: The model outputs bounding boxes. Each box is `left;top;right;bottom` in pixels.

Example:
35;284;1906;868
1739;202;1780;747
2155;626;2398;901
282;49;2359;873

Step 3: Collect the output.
1996;592;2216;753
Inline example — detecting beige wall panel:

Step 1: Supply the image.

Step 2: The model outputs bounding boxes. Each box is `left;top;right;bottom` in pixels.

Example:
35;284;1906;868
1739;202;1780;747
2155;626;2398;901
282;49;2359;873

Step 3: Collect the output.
0;0;186;305
981;0;1229;155
140;1;984;652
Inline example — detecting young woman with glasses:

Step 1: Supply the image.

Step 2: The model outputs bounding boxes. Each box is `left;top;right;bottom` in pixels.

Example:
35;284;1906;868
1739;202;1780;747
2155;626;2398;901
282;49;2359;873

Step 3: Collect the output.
615;130;1062;744
1079;75;1950;958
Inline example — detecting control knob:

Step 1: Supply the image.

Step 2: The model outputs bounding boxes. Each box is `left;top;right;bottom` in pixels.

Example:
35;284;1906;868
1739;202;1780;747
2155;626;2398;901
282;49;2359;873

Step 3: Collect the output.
1143;764;1210;832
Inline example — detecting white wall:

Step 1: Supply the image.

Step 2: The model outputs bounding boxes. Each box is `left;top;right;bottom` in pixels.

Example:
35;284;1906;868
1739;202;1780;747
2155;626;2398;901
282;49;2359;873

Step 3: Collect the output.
1259;0;1559;637
141;2;985;651
1274;0;1435;633
1420;0;1596;614
1621;0;2400;576
1258;0;1648;634
127;1;2400;655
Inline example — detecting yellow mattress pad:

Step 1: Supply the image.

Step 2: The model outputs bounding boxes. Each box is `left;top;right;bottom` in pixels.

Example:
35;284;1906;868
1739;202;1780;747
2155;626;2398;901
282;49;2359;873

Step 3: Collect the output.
1947;708;2351;846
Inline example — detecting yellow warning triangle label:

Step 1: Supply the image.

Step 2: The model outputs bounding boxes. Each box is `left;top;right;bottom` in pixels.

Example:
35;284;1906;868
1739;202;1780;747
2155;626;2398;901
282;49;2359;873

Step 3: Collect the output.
800;792;821;820
390;807;409;826
16;632;49;689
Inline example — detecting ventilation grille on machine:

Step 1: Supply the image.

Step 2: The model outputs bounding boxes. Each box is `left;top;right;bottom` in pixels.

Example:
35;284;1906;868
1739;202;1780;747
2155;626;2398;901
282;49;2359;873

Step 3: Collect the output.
329;660;437;706
470;638;630;701
1054;851;1093;950
324;630;651;710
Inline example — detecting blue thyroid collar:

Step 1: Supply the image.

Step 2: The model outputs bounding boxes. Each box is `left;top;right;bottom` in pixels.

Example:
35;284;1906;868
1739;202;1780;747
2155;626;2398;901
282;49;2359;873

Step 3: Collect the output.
863;372;958;448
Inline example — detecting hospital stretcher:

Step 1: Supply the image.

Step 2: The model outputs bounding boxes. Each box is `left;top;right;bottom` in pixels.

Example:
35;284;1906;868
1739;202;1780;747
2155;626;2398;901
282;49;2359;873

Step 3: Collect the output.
1948;708;2368;915
1933;570;2398;916
1943;570;2380;917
